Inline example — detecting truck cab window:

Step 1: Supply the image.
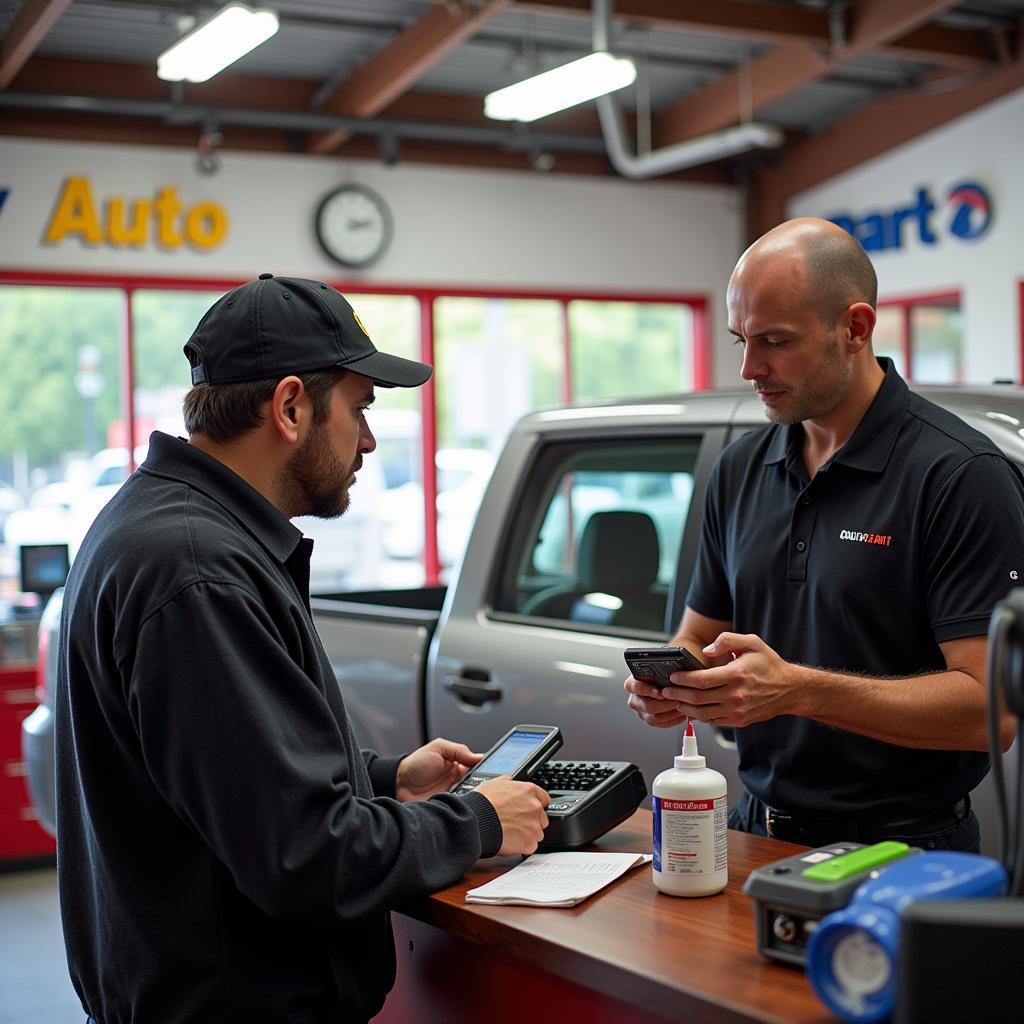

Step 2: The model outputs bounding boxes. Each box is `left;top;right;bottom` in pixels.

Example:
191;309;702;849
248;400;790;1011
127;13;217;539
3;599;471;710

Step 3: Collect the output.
493;440;700;634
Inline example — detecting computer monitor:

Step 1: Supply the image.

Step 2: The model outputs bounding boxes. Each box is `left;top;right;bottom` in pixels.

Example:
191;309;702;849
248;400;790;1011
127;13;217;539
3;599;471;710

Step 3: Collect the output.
19;543;70;596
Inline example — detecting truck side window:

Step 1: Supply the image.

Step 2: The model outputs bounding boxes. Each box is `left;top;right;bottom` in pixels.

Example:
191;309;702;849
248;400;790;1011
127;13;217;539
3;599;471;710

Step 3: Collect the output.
493;440;700;634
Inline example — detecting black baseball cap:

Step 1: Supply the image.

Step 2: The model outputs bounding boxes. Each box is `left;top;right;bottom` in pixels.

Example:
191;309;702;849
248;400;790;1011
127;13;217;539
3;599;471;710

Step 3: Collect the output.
184;274;432;389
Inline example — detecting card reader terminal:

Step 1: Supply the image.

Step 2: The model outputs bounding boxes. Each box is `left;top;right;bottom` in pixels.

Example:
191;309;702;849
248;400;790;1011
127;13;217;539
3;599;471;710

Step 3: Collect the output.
450;724;647;850
532;760;647;851
743;841;914;967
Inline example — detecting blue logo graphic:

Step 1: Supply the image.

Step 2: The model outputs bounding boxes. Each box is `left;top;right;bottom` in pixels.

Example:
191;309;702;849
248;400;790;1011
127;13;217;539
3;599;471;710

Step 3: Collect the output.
947;181;991;240
0;188;8;215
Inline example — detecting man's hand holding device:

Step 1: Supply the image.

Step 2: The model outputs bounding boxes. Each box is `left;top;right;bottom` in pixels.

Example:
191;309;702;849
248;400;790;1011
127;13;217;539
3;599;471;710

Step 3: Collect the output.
625;646;705;690
624;646;707;729
625;635;798;729
451;725;559;856
450;723;646;853
473;777;551;856
395;738;483;801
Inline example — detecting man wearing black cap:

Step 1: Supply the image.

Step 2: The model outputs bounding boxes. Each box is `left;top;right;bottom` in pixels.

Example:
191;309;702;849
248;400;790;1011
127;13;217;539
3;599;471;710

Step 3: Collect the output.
55;275;550;1024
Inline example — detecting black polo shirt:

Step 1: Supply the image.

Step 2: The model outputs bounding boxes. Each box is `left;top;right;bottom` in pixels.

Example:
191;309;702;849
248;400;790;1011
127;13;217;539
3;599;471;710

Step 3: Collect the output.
56;431;501;1024
687;359;1024;817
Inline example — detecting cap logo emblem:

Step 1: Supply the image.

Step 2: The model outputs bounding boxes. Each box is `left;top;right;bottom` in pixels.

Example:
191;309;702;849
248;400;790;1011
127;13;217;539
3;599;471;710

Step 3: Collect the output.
352;309;371;338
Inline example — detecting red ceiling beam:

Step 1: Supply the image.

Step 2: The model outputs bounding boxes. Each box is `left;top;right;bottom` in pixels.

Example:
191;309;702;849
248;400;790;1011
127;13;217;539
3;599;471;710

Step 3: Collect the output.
0;0;72;90
885;23;994;69
655;0;960;147
11;56;322;108
654;44;826;147
839;0;960;59
308;0;509;155
747;45;1024;239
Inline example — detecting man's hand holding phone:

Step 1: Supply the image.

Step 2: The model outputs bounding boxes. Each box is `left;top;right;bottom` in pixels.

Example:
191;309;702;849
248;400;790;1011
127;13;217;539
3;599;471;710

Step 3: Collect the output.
625;633;798;729
623;646;705;729
625;646;704;689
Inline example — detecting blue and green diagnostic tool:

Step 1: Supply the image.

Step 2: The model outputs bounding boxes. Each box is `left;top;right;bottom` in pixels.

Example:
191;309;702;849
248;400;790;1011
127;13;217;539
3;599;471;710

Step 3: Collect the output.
743;841;913;967
807;851;1007;1022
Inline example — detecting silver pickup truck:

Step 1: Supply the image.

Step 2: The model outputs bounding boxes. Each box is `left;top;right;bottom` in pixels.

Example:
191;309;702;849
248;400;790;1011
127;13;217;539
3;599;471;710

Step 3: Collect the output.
24;384;1024;856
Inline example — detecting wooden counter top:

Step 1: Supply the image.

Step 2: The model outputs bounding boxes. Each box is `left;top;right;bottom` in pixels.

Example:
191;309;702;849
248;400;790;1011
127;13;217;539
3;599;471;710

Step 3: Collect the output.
388;811;833;1024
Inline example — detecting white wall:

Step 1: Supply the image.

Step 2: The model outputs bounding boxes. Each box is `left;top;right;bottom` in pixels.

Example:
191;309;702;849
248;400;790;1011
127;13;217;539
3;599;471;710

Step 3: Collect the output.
0;137;744;375
788;87;1024;384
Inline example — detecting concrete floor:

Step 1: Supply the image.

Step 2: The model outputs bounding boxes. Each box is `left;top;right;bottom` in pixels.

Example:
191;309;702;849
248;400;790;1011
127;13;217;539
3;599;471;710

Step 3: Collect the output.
0;865;83;1024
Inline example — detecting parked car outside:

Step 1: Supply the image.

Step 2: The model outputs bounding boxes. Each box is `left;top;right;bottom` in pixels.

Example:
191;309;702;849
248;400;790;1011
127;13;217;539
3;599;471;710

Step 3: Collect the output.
380;447;497;567
20;586;63;836
0;481;25;534
2;447;146;571
299;450;388;593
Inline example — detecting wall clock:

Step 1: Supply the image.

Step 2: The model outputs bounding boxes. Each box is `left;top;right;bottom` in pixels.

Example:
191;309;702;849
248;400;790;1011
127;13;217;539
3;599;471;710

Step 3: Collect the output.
314;184;393;268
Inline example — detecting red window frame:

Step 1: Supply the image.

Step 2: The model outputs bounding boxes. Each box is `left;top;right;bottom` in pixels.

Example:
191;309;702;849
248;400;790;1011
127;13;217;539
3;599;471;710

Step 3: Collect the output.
0;268;710;583
875;289;961;382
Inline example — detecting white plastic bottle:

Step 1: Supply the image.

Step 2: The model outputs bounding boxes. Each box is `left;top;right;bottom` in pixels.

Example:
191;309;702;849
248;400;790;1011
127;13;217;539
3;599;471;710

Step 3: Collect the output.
652;719;728;897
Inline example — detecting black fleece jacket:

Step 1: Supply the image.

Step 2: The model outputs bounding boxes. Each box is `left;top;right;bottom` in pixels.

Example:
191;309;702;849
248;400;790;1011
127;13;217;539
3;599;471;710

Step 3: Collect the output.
55;431;501;1024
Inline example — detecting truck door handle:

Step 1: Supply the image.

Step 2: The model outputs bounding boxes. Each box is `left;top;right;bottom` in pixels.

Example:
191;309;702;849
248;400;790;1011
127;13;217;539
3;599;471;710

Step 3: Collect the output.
443;675;504;706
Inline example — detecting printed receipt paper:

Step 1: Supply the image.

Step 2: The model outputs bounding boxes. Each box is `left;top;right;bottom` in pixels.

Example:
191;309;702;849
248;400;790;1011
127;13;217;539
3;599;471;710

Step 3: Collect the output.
465;851;653;908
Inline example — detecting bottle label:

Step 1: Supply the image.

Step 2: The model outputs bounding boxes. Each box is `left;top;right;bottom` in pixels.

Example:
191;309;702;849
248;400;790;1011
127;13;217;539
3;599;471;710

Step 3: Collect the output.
653;794;728;875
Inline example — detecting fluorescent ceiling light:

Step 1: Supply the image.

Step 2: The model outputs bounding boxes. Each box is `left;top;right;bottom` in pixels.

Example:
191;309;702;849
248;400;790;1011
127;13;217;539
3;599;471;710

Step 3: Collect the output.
157;4;279;84
485;52;636;123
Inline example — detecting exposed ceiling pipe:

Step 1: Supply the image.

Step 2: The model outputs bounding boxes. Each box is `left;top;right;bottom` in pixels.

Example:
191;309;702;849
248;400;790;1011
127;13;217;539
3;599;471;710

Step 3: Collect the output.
0;91;608;155
592;0;784;178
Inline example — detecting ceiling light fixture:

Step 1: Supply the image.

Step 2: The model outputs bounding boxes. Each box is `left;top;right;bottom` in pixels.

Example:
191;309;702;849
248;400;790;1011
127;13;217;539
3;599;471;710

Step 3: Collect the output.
156;4;279;84
484;51;636;123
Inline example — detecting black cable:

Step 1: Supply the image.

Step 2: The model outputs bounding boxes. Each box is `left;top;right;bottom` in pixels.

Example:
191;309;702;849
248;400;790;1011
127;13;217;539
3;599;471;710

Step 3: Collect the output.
986;607;1013;878
1014;718;1024;897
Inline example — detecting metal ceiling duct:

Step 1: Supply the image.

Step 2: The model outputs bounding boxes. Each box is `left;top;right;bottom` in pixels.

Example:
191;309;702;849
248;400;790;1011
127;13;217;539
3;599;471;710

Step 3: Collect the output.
592;0;784;177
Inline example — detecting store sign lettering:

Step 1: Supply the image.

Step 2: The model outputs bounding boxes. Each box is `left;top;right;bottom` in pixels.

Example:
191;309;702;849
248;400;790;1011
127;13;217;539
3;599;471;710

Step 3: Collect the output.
827;181;992;253
43;176;229;251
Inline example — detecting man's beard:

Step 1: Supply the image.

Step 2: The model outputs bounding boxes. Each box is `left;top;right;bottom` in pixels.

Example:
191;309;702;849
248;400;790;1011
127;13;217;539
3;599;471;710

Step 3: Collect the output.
284;423;360;519
759;335;851;426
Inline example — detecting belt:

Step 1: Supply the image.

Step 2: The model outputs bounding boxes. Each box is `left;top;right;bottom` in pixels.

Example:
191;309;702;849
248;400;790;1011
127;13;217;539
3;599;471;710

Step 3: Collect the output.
763;798;968;843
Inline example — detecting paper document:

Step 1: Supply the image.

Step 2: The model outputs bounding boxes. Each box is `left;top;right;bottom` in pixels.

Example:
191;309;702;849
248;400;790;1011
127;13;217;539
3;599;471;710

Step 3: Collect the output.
465;851;653;907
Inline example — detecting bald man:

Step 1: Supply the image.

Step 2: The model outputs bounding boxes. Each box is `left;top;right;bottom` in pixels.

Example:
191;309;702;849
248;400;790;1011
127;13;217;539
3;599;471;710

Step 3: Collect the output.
626;218;1023;851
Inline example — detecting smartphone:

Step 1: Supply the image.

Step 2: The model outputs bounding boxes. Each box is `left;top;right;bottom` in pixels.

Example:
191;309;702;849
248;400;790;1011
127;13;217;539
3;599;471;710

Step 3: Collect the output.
450;724;563;795
624;646;704;687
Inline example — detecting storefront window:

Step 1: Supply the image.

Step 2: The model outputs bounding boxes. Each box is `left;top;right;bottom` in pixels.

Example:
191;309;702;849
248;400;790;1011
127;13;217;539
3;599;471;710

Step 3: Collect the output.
872;306;906;377
0;285;123;592
424;297;561;575
568;301;695;401
334;293;422;590
435;297;562;452
133;288;228;447
1;280;706;595
910;304;963;383
874;294;961;383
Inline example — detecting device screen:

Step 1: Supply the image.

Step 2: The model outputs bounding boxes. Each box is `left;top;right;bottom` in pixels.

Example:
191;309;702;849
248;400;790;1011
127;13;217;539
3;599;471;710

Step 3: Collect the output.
477;729;551;776
451;724;562;796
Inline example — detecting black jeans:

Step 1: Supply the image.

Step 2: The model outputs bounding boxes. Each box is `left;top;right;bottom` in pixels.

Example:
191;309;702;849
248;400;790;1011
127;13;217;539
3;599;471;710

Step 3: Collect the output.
728;790;981;853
